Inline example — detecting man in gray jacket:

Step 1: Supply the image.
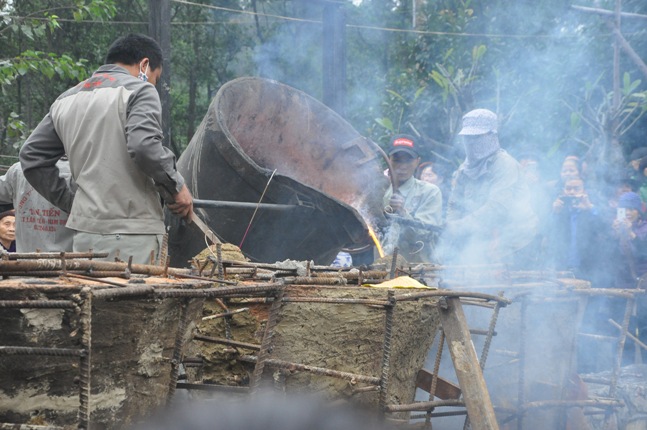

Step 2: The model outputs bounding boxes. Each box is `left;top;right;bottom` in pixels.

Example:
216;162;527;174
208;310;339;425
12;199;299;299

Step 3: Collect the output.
441;109;538;267
383;134;443;263
19;33;193;264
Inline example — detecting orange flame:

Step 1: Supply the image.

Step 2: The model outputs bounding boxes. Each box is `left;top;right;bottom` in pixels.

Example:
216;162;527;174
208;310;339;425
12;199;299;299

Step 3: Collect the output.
368;226;385;258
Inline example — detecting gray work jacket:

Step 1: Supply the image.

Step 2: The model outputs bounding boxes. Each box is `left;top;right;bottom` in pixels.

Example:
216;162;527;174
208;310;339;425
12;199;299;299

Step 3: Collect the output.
20;65;184;235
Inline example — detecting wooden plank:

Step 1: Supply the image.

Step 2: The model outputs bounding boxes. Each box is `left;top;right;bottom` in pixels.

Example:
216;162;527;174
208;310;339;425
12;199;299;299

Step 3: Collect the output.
415;368;461;400
438;297;499;430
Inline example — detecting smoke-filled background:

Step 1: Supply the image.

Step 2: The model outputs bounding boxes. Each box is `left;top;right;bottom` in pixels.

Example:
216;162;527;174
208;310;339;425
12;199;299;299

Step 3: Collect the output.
3;0;647;170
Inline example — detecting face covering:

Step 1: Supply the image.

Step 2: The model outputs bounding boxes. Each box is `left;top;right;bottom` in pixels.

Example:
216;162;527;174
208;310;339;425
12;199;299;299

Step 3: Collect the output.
138;62;149;82
463;133;500;165
461;133;501;179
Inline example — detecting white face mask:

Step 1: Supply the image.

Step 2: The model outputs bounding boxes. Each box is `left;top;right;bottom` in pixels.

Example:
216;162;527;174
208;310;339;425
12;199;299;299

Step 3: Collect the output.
138;62;149;82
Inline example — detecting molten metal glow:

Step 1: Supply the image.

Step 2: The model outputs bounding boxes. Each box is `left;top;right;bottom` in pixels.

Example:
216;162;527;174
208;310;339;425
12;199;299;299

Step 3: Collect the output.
368;226;384;258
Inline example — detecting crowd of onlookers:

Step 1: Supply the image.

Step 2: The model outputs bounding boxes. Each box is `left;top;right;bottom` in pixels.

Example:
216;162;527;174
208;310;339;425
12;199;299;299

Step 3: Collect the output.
414;147;647;372
415;148;647;291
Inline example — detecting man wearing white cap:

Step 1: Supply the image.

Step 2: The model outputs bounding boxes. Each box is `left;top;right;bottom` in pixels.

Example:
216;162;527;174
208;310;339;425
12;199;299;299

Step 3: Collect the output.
382;134;442;263
441;109;538;266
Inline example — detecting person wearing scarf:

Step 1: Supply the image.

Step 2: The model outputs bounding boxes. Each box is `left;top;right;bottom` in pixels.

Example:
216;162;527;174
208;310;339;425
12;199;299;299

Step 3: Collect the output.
441;109;538;267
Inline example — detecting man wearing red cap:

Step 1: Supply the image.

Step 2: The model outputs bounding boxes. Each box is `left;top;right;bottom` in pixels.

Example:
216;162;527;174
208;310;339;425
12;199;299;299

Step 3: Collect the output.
382;134;442;263
442;109;538;267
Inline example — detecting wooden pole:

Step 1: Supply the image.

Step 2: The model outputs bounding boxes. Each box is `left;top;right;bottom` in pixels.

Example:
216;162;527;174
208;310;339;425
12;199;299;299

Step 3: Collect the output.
322;1;346;116
149;0;172;151
438;297;499;430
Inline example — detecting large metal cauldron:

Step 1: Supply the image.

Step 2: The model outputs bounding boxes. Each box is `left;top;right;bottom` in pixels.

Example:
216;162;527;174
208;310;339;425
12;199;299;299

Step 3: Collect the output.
168;77;389;266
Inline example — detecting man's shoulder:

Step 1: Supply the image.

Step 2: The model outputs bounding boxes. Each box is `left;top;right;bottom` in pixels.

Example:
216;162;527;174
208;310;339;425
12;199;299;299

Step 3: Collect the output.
491;150;520;165
62;65;143;97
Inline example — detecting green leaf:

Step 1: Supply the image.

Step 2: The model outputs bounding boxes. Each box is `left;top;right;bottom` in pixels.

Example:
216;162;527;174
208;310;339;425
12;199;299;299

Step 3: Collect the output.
375;117;394;131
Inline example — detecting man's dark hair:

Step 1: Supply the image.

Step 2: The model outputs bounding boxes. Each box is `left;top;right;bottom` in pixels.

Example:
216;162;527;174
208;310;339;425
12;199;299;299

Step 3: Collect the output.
105;33;163;70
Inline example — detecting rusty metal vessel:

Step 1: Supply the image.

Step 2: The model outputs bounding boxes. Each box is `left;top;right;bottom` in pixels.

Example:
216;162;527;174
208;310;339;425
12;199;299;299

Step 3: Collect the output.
168;77;389;267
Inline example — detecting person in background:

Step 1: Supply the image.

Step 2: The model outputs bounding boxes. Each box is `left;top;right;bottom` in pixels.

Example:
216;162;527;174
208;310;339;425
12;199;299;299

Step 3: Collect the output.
382;134;442;263
600;176;638;225
612;191;647;288
626;146;647;183
19;33;193;264
635;156;647;204
416;161;451;219
546;177;610;283
585;191;647;371
0;160;74;252
0;210;16;252
547;155;584;199
441;109;538;268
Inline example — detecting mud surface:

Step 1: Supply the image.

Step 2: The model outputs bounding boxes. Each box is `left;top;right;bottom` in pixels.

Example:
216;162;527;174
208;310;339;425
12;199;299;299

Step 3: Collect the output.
0;276;206;430
187;285;440;413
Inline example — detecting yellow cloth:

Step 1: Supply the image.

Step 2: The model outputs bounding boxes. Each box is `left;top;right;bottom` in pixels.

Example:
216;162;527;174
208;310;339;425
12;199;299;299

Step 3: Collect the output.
363;275;436;289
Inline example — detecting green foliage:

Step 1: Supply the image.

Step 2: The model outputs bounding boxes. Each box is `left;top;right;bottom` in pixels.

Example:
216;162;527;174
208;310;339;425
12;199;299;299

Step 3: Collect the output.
2;0;647;180
0;0;116;154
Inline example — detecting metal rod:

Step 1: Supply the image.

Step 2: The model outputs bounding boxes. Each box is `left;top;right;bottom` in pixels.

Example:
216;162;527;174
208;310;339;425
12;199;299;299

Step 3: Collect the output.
520;399;624;410
4;252;109;260
0;425;66;430
175;382;249;393
0;346;83;357
202;307;249;321
379;290;396;414
0;300;76;309
250;288;285;392
193;199;299;211
78;287;92;430
91;283;281;300
0;258;192;277
193;334;260;351
385;399;465;413
517;296;528;430
282;297;390;306
243;355;381;385
63;273;130;288
172;272;238;285
288;276;347;285
167;299;190;405
395;290;511;305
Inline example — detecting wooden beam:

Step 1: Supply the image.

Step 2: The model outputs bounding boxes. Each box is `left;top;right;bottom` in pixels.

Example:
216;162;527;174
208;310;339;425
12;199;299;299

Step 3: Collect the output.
415;368;462;400
438;297;499;430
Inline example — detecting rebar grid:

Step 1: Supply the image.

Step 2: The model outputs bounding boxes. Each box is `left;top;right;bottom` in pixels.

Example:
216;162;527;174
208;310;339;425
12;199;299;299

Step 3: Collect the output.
378;291;396;414
249;287;285;392
0;254;517;430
